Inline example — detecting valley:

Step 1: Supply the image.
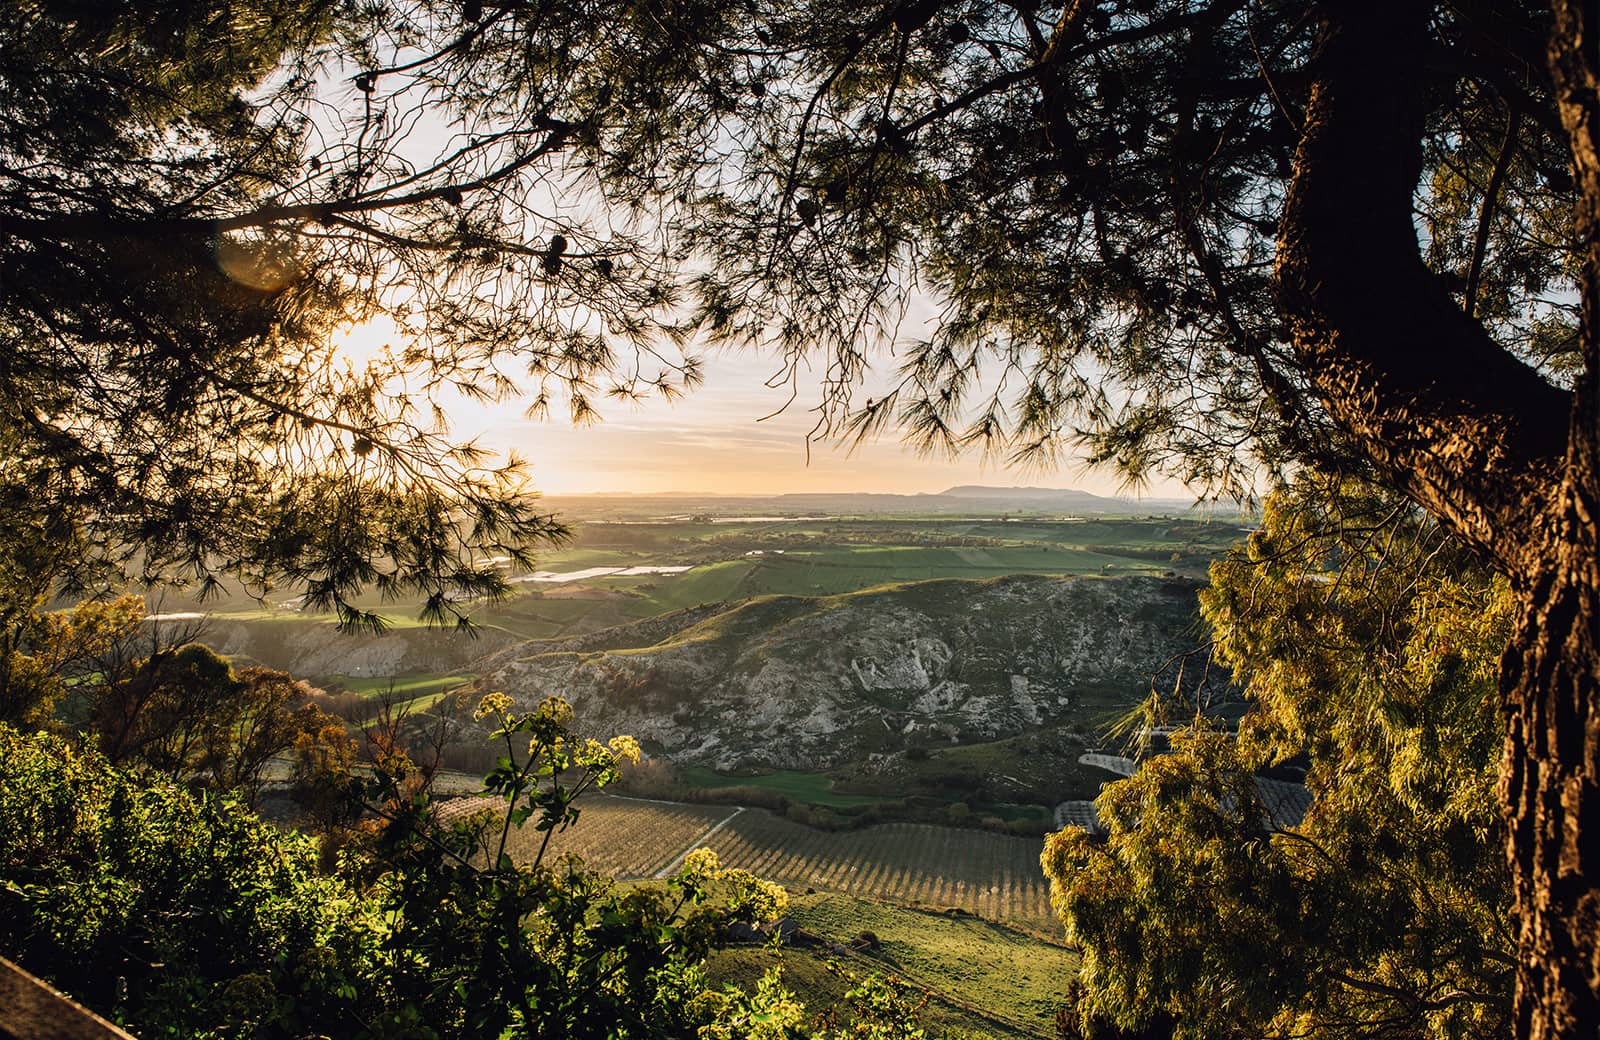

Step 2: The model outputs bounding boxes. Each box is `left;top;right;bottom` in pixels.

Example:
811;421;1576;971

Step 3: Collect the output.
180;492;1247;1039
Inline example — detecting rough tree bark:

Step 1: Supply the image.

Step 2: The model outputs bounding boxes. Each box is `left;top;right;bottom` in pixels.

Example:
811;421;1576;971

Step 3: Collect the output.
1277;2;1600;1037
1502;3;1600;1036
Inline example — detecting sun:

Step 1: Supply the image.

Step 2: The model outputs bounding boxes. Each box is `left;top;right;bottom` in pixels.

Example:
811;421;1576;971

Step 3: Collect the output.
327;312;403;370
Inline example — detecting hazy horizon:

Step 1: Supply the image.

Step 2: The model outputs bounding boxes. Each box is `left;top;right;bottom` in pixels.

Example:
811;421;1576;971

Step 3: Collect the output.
337;313;1196;501
445;346;1194;500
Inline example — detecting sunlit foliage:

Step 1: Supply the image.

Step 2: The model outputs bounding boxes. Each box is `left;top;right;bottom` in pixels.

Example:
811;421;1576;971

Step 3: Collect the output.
1043;478;1513;1039
0;695;893;1039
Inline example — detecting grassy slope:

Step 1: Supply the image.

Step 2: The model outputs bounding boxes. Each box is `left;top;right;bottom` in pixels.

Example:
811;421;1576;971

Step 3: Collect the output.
709;891;1078;1040
328;674;474;698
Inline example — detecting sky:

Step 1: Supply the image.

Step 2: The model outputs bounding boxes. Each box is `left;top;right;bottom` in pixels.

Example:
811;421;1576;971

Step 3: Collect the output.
304;56;1196;502
334;317;1194;499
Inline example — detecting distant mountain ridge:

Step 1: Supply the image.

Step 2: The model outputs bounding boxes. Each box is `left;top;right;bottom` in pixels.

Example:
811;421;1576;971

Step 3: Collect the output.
937;485;1124;503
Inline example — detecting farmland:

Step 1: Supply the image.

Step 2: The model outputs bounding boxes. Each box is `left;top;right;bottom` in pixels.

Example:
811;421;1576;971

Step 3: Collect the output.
155;512;1246;645
484;790;1077;1037
678;767;885;808
452;794;734;879
366;520;1233;645
697;809;1058;932
485;794;1058;933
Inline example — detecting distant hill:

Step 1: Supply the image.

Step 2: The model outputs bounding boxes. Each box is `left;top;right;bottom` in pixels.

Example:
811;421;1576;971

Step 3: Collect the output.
939;485;1115;500
769;485;1195;514
935;485;1162;509
478;573;1224;771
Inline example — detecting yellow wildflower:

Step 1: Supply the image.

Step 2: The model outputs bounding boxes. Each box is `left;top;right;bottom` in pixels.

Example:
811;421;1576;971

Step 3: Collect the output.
534;696;574;726
473;692;513;721
682;847;720;877
607;734;642;765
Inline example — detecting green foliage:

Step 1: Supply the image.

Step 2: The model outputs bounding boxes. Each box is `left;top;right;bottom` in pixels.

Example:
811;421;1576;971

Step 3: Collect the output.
0;593;144;728
714;887;1082;1038
700;966;937;1040
681;767;884;809
11;0;1580;620
0;572;343;805
0;692;946;1039
568;0;1576;492
349;693;765;1038
49;623;344;807
1043;479;1513;1039
0;725;380;1040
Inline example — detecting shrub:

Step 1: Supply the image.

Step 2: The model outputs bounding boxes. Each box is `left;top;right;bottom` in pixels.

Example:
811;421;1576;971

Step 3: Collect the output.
0;725;381;1039
0;704;937;1040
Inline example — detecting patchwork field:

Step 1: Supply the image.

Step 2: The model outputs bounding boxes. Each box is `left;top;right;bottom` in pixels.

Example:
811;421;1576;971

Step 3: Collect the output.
159;514;1245;646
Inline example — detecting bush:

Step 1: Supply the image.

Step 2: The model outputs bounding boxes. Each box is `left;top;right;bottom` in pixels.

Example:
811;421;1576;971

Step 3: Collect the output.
298;686;371;722
612;755;685;796
436;736;503;775
0;707;939;1040
0;725;381;1039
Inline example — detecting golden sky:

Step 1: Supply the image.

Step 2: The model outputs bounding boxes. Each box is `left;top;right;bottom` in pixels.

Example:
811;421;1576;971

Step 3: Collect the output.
333;316;1191;498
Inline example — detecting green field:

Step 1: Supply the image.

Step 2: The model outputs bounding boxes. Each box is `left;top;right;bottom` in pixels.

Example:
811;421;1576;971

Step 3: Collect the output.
499;516;1242;641
679;767;885;808
327;673;474;699
710;891;1077;1039
172;515;1244;643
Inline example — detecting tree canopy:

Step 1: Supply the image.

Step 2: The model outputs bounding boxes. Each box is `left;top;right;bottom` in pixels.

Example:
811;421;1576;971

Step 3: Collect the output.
1;0;699;626
1046;478;1514;1039
5;0;1582;578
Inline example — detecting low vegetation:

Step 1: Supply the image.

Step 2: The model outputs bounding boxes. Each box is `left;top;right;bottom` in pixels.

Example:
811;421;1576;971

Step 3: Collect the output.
711;890;1080;1040
0;698;950;1039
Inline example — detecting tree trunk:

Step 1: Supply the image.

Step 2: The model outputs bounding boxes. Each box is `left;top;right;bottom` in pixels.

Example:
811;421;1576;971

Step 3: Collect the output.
1501;499;1600;1038
1279;3;1600;1034
1508;2;1600;1035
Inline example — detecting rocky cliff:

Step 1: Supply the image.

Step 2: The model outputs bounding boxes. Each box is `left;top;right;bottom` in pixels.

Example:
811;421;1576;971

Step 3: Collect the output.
480;574;1218;770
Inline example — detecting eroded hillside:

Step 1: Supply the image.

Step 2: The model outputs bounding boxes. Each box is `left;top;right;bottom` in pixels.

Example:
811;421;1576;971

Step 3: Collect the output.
481;574;1218;770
